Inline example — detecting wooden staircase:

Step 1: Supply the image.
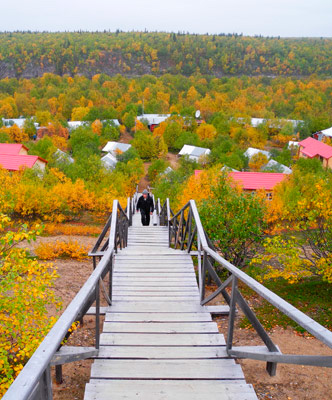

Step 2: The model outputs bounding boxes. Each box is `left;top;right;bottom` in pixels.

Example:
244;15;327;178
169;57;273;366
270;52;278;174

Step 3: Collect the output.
84;213;257;399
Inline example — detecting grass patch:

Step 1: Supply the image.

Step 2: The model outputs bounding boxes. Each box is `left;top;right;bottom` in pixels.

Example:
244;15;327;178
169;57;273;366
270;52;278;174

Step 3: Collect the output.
239;278;332;333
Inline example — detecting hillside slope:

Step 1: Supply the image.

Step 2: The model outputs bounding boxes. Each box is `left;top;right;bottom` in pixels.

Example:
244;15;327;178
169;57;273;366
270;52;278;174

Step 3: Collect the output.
0;32;331;79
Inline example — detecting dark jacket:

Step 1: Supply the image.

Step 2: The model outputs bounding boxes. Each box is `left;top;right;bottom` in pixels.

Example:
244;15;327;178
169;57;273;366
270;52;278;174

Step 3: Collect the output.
137;194;154;214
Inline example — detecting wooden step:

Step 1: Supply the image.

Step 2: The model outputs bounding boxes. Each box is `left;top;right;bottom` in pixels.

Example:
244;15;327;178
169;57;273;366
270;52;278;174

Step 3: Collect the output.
100;333;226;346
85;213;256;400
96;345;227;359
84;380;257;400
90;359;243;379
111;287;199;293
108;303;214;313
102;321;219;333
105;312;212;322
111;296;200;302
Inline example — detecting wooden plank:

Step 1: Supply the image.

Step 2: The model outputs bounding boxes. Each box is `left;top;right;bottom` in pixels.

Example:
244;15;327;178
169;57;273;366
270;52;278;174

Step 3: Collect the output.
102;322;219;333
111;296;200;302
90;359;243;379
114;261;193;265
112;288;199;293
108;303;213;313
113;290;199;301
105;312;212;322
113;269;195;274
112;282;198;287
96;345;227;359
117;251;188;255
112;278;197;283
113;273;196;277
51;346;98;366
113;269;194;273
87;307;107;315
205;305;231;315
84;381;256;400
100;333;226;346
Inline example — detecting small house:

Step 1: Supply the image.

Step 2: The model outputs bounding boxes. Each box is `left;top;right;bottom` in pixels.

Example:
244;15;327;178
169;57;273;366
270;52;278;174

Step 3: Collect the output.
0;143;47;172
298;137;332;169
312;126;332;141
2;118;35;129
67;121;89;131
101;153;117;170
288;141;299;149
54;149;74;164
195;170;286;200
137;114;171;132
0;143;29;155
229;171;286;200
221;165;238;172
102;142;131;157
261;160;292;174
178;145;211;162
244;147;271;160
0;154;47;172
101;119;120;126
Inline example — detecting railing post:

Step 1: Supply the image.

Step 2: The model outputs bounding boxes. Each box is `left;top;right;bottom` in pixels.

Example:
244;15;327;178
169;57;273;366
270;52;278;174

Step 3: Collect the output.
226;275;238;352
39;365;52;400
55;364;62;384
187;208;192;252
201;251;207;303
197;233;202;295
108;256;113;306
127;197;131;225
95;280;100;350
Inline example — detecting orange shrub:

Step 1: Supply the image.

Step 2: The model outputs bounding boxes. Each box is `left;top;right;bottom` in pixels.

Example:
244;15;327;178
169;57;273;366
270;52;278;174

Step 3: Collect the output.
35;240;89;260
43;223;101;236
178;167;220;209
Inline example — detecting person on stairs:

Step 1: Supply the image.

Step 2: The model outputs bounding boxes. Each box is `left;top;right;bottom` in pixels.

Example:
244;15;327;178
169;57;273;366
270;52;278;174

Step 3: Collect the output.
136;189;154;226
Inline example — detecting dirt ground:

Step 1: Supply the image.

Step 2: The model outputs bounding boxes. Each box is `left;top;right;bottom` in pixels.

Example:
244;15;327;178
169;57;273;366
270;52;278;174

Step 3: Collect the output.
166;151;179;169
118;130;133;144
215;316;332;400
32;236;332;400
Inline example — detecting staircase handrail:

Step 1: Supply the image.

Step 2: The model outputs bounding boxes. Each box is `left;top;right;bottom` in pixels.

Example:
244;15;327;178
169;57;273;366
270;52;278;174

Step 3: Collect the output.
3;199;130;400
160;198;332;375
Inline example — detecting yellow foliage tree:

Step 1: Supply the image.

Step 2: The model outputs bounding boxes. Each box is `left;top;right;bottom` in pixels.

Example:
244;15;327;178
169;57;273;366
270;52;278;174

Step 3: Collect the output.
8;124;29;143
153;121;166;137
178;168;220;209
248;153;268;171
253;172;332;283
92;119;102;135
71;106;89;121
197;123;217;140
0;214;59;396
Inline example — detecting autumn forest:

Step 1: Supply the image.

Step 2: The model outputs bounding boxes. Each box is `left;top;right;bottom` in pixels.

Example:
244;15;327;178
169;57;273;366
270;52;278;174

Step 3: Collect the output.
1;31;332;397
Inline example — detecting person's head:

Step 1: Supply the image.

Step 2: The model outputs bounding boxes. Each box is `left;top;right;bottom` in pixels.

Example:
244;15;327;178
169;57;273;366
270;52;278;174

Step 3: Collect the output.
142;189;148;199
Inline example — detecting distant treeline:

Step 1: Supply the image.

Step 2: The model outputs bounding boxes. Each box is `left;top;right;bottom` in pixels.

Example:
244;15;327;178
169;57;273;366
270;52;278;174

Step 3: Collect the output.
0;32;331;78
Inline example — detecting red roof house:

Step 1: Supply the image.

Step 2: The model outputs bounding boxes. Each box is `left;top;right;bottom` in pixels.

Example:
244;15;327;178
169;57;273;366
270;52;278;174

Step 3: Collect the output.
0;154;47;172
229;172;286;191
298;137;332;169
195;170;286;199
0;143;29;155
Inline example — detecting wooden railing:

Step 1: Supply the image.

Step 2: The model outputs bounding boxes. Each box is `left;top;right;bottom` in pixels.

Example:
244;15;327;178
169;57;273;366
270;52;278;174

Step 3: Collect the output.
159;198;332;376
3;199;131;400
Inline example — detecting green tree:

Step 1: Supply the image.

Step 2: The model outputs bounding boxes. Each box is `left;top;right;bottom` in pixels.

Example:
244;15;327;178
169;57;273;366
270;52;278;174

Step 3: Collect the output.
148;159;169;184
23;118;37;139
27;136;56;161
131;131;157;160
163;121;183;149
199;175;267;268
69;126;100;158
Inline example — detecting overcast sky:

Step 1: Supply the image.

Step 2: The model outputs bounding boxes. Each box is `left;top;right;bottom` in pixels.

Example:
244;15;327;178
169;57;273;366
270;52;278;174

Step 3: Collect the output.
1;0;331;37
